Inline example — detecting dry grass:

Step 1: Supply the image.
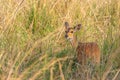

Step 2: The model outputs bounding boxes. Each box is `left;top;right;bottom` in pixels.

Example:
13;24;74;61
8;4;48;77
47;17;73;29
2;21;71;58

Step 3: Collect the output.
0;0;120;80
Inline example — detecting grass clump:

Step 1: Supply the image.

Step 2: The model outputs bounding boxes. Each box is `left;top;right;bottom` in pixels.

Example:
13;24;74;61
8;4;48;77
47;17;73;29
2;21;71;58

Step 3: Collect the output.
0;0;120;80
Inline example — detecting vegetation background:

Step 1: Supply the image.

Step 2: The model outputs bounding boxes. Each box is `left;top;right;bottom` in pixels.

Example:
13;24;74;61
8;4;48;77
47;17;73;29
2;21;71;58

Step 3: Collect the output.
0;0;120;80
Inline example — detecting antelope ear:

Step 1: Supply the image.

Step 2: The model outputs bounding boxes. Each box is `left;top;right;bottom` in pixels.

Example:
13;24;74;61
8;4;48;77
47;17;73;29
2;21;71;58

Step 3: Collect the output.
74;24;81;31
64;22;69;30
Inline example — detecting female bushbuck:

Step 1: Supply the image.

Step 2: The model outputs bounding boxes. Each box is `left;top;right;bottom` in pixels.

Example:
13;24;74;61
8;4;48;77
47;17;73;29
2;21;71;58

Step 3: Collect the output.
64;22;100;65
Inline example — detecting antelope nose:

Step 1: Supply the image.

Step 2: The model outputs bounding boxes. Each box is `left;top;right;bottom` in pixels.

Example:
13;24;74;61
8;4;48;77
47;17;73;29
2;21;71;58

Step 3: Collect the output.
65;35;68;38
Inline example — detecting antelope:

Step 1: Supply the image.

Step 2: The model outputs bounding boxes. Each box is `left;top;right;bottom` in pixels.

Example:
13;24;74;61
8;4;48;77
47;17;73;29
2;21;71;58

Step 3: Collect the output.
64;22;100;65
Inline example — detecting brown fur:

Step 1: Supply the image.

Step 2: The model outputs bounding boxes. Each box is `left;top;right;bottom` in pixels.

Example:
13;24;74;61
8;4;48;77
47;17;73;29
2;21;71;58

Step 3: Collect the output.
77;42;100;65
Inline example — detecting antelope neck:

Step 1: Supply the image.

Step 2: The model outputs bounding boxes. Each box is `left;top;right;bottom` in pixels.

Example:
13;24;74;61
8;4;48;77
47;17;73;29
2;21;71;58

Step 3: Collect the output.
70;35;78;48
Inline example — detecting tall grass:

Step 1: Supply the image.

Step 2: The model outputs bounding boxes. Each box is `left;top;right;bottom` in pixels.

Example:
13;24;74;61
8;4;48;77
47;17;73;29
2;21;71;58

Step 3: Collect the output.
0;0;120;80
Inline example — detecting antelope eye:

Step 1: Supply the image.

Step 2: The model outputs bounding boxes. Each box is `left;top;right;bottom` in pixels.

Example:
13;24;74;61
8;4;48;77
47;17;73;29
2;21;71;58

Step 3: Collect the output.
71;31;73;33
